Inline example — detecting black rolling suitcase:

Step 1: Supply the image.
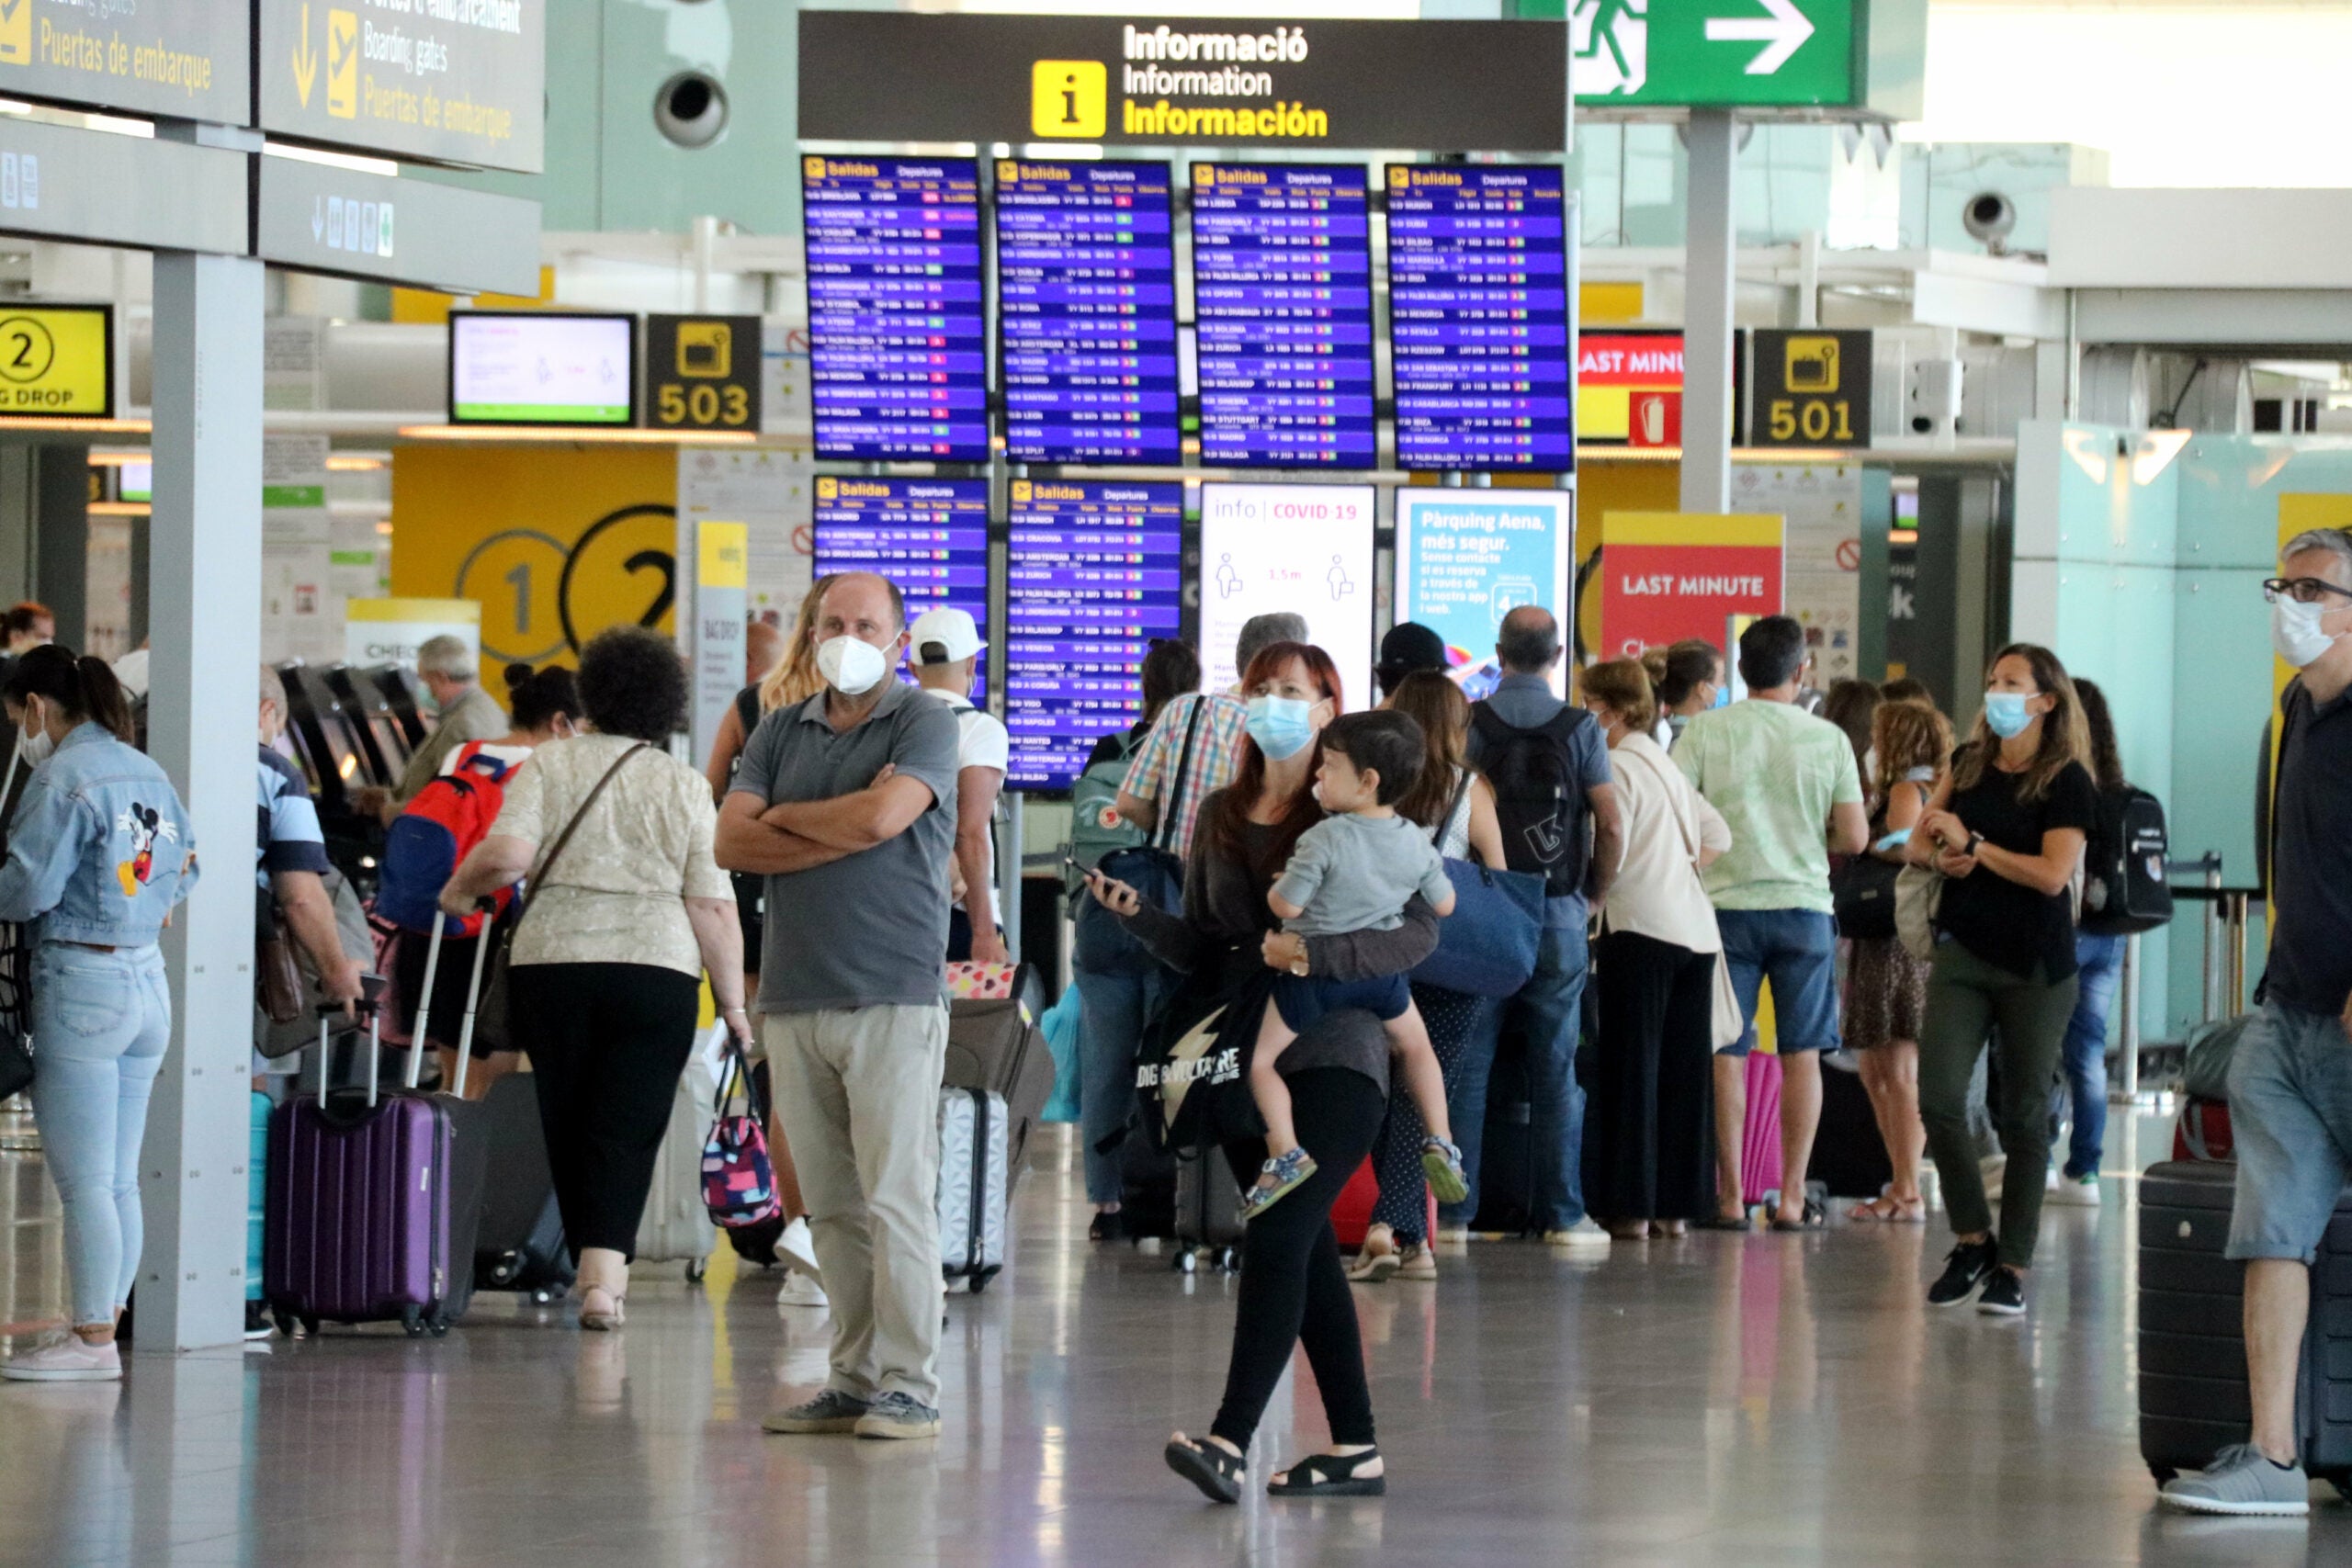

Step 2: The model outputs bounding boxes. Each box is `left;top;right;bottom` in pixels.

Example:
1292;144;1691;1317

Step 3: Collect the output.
1173;1146;1248;1275
2139;1160;2352;1494
1469;1032;1538;1235
1807;1055;1894;1200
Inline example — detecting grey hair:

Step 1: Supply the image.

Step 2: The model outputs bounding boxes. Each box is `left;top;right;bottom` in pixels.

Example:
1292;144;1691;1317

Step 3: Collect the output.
1236;613;1309;673
2282;527;2352;582
258;663;287;716
415;634;478;683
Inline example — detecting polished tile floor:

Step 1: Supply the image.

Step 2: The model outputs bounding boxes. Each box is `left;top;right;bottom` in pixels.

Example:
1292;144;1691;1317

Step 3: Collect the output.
2;1109;2344;1567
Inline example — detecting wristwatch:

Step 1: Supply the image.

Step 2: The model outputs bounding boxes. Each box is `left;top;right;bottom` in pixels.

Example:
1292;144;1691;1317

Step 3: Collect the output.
1287;942;1310;977
1964;831;1985;857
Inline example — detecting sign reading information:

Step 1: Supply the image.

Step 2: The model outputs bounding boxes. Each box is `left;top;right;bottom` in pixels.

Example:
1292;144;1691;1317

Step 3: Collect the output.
258;0;545;175
0;0;249;125
0;303;108;418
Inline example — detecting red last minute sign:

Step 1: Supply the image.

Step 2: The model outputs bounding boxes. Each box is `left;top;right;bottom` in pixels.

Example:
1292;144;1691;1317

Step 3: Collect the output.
1597;513;1784;660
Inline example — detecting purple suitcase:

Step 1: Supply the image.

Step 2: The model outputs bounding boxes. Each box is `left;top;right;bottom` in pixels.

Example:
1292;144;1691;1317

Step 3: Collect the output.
265;992;471;1337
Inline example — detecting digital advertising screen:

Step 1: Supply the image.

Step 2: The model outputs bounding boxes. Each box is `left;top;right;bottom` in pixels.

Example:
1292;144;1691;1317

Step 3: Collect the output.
1385;164;1574;472
1004;479;1185;792
802;156;989;463
1190;164;1377;470
1395;491;1576;700
995;161;1182;467
810;476;992;699
447;312;636;426
1577;330;1685;448
1197;482;1375;706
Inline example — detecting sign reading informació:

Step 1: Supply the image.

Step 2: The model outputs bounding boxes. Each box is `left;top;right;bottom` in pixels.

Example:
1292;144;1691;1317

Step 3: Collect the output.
257;0;545;175
799;12;1569;152
0;0;250;124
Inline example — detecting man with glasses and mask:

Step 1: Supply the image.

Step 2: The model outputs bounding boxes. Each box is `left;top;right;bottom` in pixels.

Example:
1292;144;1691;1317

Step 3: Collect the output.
2162;527;2352;1517
716;571;962;1443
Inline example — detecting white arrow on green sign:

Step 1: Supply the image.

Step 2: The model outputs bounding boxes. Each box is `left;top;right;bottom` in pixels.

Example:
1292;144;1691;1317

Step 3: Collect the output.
1568;0;1900;111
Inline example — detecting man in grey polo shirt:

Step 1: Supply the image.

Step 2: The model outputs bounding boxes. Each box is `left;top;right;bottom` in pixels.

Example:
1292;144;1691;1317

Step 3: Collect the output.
717;571;961;1441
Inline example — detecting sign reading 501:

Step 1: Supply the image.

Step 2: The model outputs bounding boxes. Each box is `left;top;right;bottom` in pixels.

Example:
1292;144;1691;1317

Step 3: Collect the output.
646;313;762;432
0;305;110;418
1750;329;1871;451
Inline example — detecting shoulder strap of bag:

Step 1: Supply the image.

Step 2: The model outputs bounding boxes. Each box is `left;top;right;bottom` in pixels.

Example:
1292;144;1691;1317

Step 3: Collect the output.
513;742;650;935
1430;766;1472;849
1153;698;1209;854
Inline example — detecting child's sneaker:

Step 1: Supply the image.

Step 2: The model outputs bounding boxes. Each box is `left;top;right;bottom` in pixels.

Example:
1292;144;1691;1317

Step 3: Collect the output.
1240;1148;1317;1220
1420;1137;1470;1205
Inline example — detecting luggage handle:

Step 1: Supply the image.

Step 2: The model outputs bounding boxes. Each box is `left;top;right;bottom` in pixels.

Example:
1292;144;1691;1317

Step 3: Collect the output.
448;897;499;1099
314;988;385;1109
405;897;498;1099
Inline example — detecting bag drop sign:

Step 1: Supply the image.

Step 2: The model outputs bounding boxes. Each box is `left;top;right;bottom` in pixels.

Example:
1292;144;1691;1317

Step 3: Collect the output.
0;304;109;416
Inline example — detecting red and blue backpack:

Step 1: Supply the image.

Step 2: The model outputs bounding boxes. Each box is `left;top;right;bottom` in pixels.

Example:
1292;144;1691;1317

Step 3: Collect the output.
374;742;519;937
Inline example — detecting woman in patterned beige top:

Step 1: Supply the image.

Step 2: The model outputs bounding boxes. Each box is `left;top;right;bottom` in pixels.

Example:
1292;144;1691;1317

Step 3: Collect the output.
443;626;748;1332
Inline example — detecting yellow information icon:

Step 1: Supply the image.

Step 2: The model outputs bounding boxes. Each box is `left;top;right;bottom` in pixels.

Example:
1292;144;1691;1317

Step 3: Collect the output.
326;9;358;120
1782;334;1841;394
1031;60;1105;139
0;0;30;67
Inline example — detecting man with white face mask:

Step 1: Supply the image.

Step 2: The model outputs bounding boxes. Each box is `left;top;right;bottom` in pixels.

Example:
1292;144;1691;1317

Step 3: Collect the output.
2163;526;2352;1517
715;571;962;1442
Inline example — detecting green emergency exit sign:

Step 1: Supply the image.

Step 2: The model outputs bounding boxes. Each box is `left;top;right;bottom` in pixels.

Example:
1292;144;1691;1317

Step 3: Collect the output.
1519;0;1925;118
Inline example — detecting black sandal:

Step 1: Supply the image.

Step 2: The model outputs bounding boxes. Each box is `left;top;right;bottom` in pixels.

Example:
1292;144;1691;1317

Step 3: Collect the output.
1268;1448;1386;1498
1694;1211;1753;1232
1770;1196;1826;1233
1165;1435;1244;1504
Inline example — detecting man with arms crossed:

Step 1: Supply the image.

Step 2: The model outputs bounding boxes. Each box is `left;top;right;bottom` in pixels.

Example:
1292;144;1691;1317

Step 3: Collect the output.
2162;528;2352;1517
718;572;962;1441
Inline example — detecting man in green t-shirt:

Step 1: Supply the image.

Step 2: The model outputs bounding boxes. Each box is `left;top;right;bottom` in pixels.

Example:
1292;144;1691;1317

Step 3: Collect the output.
1677;616;1870;1230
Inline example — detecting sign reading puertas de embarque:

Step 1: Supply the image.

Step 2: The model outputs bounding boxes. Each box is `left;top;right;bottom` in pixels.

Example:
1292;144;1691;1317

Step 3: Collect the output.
0;0;250;125
259;0;545;175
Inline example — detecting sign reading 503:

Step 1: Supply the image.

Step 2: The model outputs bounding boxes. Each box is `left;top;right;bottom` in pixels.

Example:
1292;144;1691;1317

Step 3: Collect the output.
0;305;111;418
1751;329;1871;451
646;313;762;432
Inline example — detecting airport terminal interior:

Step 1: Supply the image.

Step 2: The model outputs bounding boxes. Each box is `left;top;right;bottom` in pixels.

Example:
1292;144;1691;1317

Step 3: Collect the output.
5;0;2352;1562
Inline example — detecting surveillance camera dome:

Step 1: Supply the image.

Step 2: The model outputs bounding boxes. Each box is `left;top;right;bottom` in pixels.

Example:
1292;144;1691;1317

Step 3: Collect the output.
655;72;729;149
1962;191;2017;248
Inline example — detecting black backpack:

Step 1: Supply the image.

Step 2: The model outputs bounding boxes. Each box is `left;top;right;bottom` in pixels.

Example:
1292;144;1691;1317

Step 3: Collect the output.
1471;702;1595;899
2080;784;2173;936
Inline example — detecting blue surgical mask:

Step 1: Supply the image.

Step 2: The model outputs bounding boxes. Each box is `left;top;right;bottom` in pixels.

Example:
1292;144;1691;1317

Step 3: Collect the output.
1244;695;1317;761
1984;691;2033;739
1711;683;1730;709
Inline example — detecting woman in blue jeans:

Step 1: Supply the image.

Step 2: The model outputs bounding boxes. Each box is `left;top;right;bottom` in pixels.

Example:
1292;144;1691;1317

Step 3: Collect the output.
0;647;196;1382
2048;679;2132;1205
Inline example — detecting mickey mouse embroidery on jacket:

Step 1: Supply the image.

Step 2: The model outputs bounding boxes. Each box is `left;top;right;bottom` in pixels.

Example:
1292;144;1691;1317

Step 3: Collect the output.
116;803;176;897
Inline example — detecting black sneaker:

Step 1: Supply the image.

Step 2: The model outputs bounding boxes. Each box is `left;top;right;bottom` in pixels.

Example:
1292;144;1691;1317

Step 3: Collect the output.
1976;1268;2026;1316
1927;1238;1996;1306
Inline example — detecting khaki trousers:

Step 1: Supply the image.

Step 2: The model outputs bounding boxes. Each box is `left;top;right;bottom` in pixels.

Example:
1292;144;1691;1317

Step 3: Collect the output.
764;1004;949;1406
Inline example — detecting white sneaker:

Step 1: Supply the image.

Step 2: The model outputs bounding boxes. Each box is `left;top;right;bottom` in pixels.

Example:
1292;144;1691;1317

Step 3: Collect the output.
1;1334;121;1382
776;1270;829;1310
777;1217;823;1288
1544;1219;1611;1251
2046;1172;2101;1207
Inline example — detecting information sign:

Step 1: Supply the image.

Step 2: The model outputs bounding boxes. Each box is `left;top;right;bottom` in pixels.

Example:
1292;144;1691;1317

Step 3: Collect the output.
258;0;547;175
1395;491;1574;699
995;161;1181;467
811;476;991;699
1198;482;1374;703
1191;164;1376;470
803;156;989;464
0;0;250;125
447;312;635;426
0;118;246;258
1004;479;1183;791
1747;328;1871;449
0;304;109;419
1386;164;1574;472
255;157;540;296
646;314;763;434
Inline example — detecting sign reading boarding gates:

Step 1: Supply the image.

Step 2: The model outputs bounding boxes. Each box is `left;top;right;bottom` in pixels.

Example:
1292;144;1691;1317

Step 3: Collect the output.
259;0;546;174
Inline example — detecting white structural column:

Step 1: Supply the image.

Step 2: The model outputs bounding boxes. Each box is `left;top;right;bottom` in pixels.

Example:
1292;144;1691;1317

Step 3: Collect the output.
141;242;265;1353
1680;108;1738;515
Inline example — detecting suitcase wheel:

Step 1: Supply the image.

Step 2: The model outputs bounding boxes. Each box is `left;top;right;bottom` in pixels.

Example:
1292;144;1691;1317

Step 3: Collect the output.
1173;1250;1196;1275
401;1306;425;1338
1212;1247;1240;1275
271;1309;298;1340
300;1315;319;1338
487;1254;521;1287
684;1258;707;1285
428;1315;450;1338
531;1284;565;1306
968;1274;988;1295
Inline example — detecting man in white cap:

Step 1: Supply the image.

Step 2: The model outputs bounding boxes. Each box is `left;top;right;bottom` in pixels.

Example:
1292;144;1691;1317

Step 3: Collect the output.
908;606;1011;964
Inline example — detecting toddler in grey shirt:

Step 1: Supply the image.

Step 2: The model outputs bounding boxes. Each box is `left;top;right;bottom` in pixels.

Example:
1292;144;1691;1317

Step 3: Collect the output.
1245;710;1467;1218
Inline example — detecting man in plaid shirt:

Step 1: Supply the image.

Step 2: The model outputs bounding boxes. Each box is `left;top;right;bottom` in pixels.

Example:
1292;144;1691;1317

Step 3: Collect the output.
1115;613;1306;859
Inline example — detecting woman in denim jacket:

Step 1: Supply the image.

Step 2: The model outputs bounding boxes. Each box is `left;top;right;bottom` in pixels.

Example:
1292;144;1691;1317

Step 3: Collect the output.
0;646;196;1382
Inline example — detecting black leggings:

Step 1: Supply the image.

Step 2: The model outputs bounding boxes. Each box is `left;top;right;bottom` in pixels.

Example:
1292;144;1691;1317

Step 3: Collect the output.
1213;1067;1385;1452
508;962;700;1259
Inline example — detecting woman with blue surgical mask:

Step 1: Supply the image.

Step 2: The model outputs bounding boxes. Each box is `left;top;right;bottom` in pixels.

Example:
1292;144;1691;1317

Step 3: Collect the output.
1904;644;2098;1321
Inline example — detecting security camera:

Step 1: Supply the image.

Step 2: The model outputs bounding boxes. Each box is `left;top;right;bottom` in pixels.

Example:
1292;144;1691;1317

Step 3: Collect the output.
655;72;729;149
1961;191;2017;253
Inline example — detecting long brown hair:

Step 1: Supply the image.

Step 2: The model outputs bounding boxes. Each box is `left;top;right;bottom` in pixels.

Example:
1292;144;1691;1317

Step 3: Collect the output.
1385;670;1470;829
1871;697;1952;809
1204;640;1342;879
1951;642;2090;803
757;572;838;713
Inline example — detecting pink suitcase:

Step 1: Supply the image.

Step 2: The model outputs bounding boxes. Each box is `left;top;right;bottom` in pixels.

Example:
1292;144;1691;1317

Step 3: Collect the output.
1740;1053;1784;1207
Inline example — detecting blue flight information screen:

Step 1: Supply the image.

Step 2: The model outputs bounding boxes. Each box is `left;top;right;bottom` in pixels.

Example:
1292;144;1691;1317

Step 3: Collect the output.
802;156;989;463
1005;479;1184;791
811;476;991;698
1191;164;1377;469
1385;164;1574;471
996;161;1182;467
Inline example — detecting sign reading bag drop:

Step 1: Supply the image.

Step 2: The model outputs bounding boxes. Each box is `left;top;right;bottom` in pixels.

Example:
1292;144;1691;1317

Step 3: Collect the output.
0;304;109;417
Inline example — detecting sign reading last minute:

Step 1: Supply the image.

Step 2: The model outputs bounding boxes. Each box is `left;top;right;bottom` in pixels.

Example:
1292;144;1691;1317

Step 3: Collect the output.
0;305;109;418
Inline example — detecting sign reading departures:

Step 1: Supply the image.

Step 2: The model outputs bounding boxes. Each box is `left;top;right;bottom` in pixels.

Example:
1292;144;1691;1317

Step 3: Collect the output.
258;0;547;175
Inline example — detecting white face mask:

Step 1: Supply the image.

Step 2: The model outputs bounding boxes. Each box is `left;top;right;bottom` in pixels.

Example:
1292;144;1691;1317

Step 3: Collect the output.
816;634;889;696
17;704;52;767
2272;596;2345;669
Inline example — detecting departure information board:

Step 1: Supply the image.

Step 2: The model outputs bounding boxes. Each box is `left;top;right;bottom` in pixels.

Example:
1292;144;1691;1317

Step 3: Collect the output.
811;476;992;697
1385;164;1574;471
1191;164;1377;469
996;162;1182;467
803;157;989;463
1004;479;1185;792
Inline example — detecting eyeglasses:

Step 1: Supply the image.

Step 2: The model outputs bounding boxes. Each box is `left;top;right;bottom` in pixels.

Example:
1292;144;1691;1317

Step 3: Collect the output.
2264;577;2352;606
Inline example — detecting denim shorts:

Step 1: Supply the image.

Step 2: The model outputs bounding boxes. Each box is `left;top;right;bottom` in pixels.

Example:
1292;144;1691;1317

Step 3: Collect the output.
2226;998;2352;1263
1712;908;1841;1057
1272;971;1410;1035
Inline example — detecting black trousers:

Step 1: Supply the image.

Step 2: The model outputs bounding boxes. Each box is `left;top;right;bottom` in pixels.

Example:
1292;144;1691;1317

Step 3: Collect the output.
508;962;701;1259
1213;1067;1385;1451
1583;931;1717;1223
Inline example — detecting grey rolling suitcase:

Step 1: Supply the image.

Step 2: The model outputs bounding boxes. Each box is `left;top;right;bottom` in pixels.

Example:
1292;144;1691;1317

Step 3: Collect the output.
632;1043;717;1282
1174;1146;1248;1276
937;1087;1009;1292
